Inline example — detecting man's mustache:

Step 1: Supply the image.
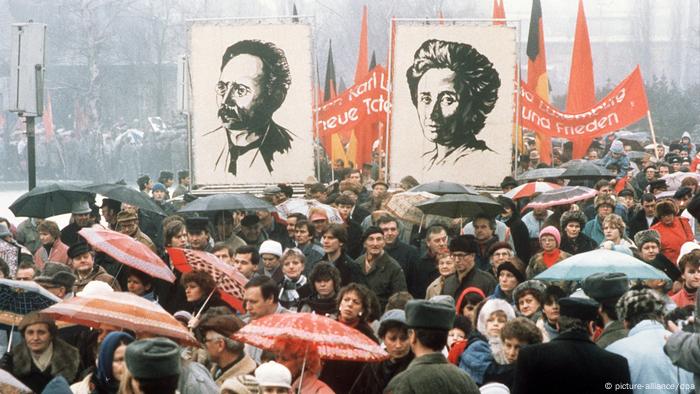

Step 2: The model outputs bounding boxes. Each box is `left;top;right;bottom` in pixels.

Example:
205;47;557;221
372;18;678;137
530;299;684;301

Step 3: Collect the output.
218;103;242;121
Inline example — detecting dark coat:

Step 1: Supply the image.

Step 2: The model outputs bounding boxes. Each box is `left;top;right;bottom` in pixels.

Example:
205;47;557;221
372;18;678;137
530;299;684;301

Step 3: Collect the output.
11;337;81;393
385;353;479;394
353;253;407;309
595;320;629;349
628;208;658;239
350;353;414;394
504;215;532;263
345;220;365;259
321;321;378;394
350;206;371;226
475;236;499;272
319;253;364;287
384;240;420;296
59;222;86;247
559;233;598;255
409;252;440;299
441;267;497;301
512;330;632;394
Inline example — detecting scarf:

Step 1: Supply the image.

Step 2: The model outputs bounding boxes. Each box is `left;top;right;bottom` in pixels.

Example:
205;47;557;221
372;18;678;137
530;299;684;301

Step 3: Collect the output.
279;275;307;306
31;343;53;372
542;249;561;268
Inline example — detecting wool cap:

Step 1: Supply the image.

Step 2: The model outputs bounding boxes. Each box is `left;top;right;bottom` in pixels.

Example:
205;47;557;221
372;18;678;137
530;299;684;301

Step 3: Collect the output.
488;241;513;258
152;183;167;193
633;229;661;248
610;140;624;154
178;170;189;180
539;226;561;246
615;289;665;322
35;262;76;290
559;297;599;322
560;210;588;229
158;171;174;180
361;226;384;244
582;272;629;301
71;200;92;215
497;262;526;284
125;337;181;380
67;242;91;259
255;361;291;389
405;299;455;331
259;240;283;258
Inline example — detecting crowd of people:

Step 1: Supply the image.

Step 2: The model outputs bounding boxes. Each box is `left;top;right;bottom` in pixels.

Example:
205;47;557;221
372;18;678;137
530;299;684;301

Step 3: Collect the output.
3;131;700;393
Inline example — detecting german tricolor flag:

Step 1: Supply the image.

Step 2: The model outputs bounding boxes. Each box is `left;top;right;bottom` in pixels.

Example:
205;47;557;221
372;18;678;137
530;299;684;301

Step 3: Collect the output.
526;0;552;165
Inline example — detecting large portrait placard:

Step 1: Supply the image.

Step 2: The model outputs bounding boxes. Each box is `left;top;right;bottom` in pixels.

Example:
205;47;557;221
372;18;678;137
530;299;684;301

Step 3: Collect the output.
189;21;315;186
389;23;517;186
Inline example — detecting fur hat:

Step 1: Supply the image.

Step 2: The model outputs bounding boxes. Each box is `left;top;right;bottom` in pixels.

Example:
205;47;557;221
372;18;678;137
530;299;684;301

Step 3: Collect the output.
582;272;629;301
655;200;678;217
560;210;588;229
633;229;660;248
449;235;478;254
616;289;665;322
126;338;181;380
539;226;561;246
594;194;616;209
406;300;456;331
513;280;547;304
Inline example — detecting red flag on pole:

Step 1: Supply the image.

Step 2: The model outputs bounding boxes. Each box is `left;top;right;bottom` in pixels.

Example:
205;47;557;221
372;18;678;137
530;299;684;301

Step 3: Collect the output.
526;0;552;165
493;0;506;25
567;0;597;159
43;92;54;141
354;6;369;83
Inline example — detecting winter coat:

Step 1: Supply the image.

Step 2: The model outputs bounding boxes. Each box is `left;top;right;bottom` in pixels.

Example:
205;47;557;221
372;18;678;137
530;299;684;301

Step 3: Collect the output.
73;265;121;293
354;252;407;309
559;233;597;256
671;287;697;309
299;294;338;318
583;216;606;244
33;239;70;270
299;242;325;276
350;353;413;394
664;330;700;391
503;214;532;263
651;217;695;263
409;252;440;299
210;354;256;386
387;352;479;394
293;371;335;394
319;253;364;287
441;267;496;301
458;332;494;386
607;320;694;394
475;236;499;272
179;359;219;394
595;319;628;349
425;276;447;300
512;330;632;394
321;320;377;394
385;240;420;294
11;337;80;393
526;250;571;280
15;218;41;254
628;208;658;239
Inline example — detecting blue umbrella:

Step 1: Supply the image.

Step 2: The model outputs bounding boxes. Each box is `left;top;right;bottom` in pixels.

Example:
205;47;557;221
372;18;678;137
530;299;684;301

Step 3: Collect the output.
534;249;669;281
0;278;61;327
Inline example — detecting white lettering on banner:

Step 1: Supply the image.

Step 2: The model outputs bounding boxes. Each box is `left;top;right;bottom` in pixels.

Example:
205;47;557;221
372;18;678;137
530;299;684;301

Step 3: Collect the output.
555;113;620;136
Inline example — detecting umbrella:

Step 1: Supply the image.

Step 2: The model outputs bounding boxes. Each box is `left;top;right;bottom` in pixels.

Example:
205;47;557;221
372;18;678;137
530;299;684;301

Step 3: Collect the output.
9;182;93;218
178;193;274;213
0;369;32;393
0;279;61;326
384;191;437;224
516;168;566;182
661;172;700;191
78;228;175;283
408;181;477;195
168;247;248;313
560;161;615;179
416;194;503;219
41;289;197;345
276;198;344;223
525;186;598;210
232;312;388;362
85;183;166;216
626;151;647;160
534;249;669;282
503;182;561;200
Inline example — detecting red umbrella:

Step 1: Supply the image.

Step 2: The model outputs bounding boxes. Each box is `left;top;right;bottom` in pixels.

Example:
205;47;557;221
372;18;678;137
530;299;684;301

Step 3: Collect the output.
41;290;197;345
167;247;247;313
79;228;175;283
232;312;389;362
503;181;561;200
525;186;598;210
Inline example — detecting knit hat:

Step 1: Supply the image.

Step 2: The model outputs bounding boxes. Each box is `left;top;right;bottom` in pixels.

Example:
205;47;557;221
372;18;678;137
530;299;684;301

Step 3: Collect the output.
594;194;616;209
582;272;629;301
480;383;511;394
633;229;661;248
610;140;624;154
560;210;588;229
487;241;513;258
539;226;561;246
361;226;384;244
405;299;456;331
255;361;291;389
512;280;547;304
221;375;260;394
615;289;665;322
35;262;77;290
151;183;167;193
67;242;91;259
259;240;283;258
677;242;700;264
497;261;526;284
126;338;181;380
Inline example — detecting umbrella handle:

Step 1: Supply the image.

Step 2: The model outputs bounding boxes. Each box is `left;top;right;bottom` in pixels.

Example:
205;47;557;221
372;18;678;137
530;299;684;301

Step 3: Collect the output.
7;324;14;351
297;344;308;394
193;287;218;320
111;263;125;289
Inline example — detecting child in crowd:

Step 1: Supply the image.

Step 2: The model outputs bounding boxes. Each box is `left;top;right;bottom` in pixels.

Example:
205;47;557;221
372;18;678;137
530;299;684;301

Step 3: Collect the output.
671;250;700;308
456;287;486;324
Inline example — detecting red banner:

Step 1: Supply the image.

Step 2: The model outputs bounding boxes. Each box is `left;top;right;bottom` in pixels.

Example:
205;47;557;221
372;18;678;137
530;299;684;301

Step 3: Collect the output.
521;66;648;139
316;65;389;138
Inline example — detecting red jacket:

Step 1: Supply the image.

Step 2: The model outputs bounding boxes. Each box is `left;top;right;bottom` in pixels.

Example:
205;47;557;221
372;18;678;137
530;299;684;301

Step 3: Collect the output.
671;287;696;308
651;217;694;264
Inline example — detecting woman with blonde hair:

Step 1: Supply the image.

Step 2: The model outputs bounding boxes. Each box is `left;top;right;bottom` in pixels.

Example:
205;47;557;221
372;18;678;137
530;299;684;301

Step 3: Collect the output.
601;213;635;249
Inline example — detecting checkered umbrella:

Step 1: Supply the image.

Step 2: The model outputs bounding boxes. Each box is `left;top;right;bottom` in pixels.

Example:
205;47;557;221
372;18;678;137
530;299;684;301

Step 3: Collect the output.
167;247;248;313
0;278;61;326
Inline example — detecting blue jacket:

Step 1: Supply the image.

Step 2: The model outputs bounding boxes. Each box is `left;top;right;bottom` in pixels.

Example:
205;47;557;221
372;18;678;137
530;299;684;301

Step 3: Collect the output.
583;216;605;245
607;320;694;394
599;153;630;180
459;333;494;386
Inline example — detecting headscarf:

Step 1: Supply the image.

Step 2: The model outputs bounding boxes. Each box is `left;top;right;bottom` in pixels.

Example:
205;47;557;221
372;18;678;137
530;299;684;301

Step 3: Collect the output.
95;331;135;390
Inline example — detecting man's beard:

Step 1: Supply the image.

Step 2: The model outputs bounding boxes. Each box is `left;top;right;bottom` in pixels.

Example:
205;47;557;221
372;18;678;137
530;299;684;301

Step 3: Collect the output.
218;101;271;132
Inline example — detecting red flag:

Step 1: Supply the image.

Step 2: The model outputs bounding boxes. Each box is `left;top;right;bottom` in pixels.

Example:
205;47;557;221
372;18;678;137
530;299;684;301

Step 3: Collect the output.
567;0;597;159
43;92;54;140
354;5;369;83
526;0;552;165
493;0;506;25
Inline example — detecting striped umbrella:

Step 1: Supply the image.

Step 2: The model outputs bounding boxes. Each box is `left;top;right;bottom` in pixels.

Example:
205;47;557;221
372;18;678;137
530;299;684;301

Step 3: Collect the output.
41;290;197;345
79;228;175;283
525;186;598;209
503;182;561;200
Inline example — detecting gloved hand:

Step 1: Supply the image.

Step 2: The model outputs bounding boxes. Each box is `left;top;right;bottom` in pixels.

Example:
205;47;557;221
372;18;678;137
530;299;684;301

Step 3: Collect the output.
0;352;13;371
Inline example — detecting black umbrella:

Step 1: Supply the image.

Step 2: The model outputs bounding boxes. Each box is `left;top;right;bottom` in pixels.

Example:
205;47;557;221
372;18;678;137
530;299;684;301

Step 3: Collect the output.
560;161;615;179
516;167;566;182
85;183;166;216
415;194;503;219
9;183;94;218
178;193;274;213
408;181;477;195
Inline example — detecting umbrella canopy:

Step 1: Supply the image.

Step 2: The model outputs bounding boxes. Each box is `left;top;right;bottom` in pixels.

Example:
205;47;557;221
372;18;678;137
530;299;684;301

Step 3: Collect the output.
661;172;700;191
233;312;388;362
0;279;61;326
503;182;561;200
179;193;274;213
384;191;437;224
168;247;248;313
525;186;598;210
78;228;175;283
85;183;165;216
560;161;615;179
626;151;646;161
534;249;669;282
41;289;197;345
416;194;503;219
9;183;93;218
276;198;344;223
516;168;566;182
408;181;477;195
0;369;32;393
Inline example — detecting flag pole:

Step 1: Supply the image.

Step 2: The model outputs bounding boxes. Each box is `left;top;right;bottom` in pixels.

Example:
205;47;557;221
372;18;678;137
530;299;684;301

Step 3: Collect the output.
647;110;659;161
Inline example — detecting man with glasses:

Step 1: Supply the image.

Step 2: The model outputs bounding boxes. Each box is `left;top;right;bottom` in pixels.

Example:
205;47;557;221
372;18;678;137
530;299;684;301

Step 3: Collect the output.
441;235;496;300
